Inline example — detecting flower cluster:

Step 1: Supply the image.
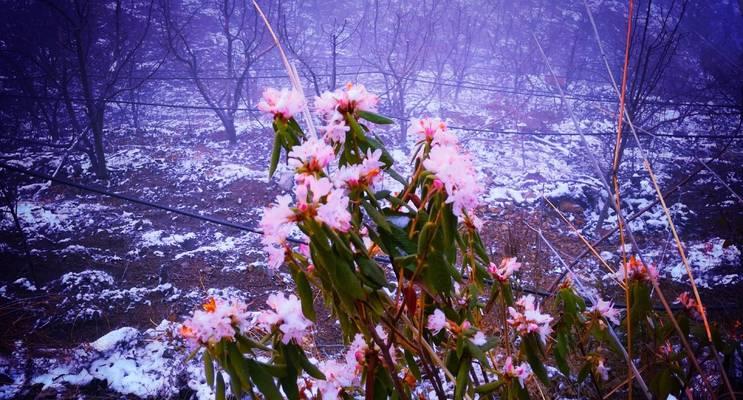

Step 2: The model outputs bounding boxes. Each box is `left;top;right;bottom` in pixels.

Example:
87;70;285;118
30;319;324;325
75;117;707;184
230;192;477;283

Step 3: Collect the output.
315;360;358;400
507;295;554;344
334;149;384;189
315;83;379;144
586;298;621;325
258;87;305;120
488;257;522;282
426;309;447;334
419;122;481;217
501;356;532;388
288;137;335;177
180;297;255;345
261;135;363;269
312;329;393;399
260;195;296;270
410;117;457;146
257;292;312;344
675;291;701;320
426;308;488;346
615;255;658;283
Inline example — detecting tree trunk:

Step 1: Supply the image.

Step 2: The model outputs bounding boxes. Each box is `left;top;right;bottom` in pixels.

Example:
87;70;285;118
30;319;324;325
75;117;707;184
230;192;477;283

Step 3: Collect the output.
91;107;108;179
223;116;237;145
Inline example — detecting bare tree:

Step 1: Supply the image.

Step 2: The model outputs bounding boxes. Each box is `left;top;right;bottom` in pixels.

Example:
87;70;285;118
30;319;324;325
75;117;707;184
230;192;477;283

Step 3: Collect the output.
362;0;442;146
592;0;691;231
160;0;274;145
278;1;360;96
0;174;34;280
33;0;163;179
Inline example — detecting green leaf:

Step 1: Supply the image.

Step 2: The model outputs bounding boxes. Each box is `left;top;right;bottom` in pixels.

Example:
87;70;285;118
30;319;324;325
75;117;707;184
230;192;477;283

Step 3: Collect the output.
294;270;316;321
268;133;282;178
523;334;549;385
424;250;453;294
363;201;392;232
204;351;215;388
279;368;299;400
246;359;283;400
554;331;570;375
650;366;679;400
358;257;388;289
387;168;408;185
285;343;326;380
454;357;470;400
475;380;504;394
375;190;392;200
417;222;436;253
226;367;244;397
334;257;364;300
227;344;249;392
404;349;421;380
358;110;394;124
629;281;651;332
215;372;226;400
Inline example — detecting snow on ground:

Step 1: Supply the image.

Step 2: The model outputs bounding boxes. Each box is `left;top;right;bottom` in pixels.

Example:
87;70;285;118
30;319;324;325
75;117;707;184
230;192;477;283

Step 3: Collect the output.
36;270;182;325
665;237;742;288
28;321;201;399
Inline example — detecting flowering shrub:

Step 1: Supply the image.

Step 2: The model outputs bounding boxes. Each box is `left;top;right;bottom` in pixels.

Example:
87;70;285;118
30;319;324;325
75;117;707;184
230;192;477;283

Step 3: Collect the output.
177;84;736;399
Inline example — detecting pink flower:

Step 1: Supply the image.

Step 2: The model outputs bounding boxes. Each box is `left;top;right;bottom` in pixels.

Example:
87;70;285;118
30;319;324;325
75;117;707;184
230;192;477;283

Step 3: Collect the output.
257;87;305;120
344;83;379;113
266;245;286;270
258;293;312;344
410;117;447;141
315;360;357;400
426;309;447;334
361;149;384;186
314;83;379;118
180;298;255;345
295;176;333;207
288;137;335;174
315;91;340;117
502;356;531;388
488;257;522;282
471;331;487;346
260;195;295;270
316;189;352;232
345;333;368;372
333;149;384;189
675;291;701;320
587;298;621;325
422;144;481;217
320;110;350;144
596;359;610;381
507;295;553;344
260;195;294;240
614;256;658;283
333;165;363;189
